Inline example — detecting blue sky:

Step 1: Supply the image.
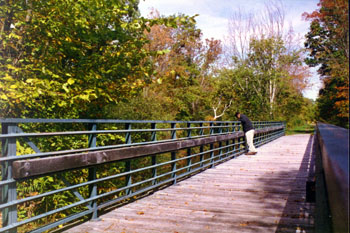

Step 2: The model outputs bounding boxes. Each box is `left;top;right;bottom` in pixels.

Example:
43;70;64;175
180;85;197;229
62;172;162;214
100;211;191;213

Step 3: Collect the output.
139;0;321;100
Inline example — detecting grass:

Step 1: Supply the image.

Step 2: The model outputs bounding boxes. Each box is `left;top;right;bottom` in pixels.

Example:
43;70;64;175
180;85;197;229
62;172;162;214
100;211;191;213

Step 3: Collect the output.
285;123;315;135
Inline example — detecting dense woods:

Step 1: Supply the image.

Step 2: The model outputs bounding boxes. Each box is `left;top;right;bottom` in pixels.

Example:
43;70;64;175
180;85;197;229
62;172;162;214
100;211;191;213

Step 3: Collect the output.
0;0;325;128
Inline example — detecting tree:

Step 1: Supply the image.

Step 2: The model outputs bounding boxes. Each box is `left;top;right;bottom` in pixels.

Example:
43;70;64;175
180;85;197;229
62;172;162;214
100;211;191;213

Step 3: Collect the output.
225;0;294;63
218;35;310;122
215;65;266;120
220;0;311;123
0;0;186;119
303;0;349;127
134;10;222;121
0;0;147;118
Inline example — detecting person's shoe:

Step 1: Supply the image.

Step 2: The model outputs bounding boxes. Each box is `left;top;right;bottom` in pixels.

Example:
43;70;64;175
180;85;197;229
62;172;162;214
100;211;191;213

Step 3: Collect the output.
245;152;256;155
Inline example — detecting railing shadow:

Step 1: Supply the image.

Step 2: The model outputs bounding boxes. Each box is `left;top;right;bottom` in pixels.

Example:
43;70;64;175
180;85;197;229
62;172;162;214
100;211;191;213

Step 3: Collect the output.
275;135;315;232
243;135;316;232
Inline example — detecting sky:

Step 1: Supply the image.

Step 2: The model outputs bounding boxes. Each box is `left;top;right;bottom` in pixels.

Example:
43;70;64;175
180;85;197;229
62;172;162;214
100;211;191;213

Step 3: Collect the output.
138;0;322;100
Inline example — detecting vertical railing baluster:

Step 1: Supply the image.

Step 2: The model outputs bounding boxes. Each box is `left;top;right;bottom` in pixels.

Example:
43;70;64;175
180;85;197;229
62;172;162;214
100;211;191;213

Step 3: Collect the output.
199;122;204;136
218;123;223;160
151;123;157;186
240;123;244;153
125;123;132;195
225;123;229;158
171;123;177;184
209;122;215;168
234;122;239;154
262;122;264;142
262;124;264;144
232;122;236;155
266;122;269;143
260;122;262;144
261;122;265;145
254;121;261;146
88;123;98;220
1;123;17;233
235;122;240;153
199;123;204;167
187;122;191;138
240;136;244;153
231;122;236;157
210;122;214;135
263;123;265;143
256;122;259;145
186;123;192;172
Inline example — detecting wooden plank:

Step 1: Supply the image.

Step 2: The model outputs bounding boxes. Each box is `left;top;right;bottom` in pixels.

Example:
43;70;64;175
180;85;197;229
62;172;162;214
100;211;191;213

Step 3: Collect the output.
127;200;314;219
12;131;243;179
65;134;315;233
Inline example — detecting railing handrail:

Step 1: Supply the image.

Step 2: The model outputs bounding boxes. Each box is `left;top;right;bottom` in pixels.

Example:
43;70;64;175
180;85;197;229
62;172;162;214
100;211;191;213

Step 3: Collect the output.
316;122;349;233
0;118;282;124
12;126;283;180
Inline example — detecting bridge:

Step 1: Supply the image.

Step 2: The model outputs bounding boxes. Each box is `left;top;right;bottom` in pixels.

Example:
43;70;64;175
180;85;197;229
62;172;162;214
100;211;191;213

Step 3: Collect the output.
0;119;348;233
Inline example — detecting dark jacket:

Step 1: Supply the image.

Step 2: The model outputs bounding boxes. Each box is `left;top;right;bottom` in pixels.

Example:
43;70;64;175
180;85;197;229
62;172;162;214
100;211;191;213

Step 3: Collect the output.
239;114;254;133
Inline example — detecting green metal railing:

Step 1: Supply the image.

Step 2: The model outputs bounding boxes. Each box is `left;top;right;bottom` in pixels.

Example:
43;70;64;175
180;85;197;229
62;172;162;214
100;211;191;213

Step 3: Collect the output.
0;119;285;232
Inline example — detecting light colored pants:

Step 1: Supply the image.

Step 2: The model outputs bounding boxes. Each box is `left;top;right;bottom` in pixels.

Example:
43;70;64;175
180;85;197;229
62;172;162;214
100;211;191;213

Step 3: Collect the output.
245;129;257;152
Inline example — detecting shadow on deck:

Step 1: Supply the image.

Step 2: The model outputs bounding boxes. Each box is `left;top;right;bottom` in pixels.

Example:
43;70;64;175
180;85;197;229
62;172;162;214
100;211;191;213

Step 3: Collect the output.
65;135;316;233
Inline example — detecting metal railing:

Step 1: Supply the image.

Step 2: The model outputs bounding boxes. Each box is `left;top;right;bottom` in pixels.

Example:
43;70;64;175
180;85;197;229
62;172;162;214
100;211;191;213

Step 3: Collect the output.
0;119;285;232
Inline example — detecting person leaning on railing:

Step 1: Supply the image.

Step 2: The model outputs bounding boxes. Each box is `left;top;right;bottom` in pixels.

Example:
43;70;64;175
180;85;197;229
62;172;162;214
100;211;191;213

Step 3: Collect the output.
235;111;257;155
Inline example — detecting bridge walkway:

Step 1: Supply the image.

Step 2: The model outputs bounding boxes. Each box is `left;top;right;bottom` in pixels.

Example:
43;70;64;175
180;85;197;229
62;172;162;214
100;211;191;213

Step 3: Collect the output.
66;134;316;233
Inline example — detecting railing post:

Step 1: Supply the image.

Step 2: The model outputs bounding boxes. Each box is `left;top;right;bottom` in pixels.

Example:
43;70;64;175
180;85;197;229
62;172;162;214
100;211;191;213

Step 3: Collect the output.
239;130;245;153
171;123;177;184
230;123;235;156
233;122;238;154
266;122;270;142
257;122;260;145
125;123;132;195
264;122;266;141
218;123;223;160
209;122;215;168
225;123;229;158
186;123;192;172
151;123;157;185
88;123;98;220
209;122;214;135
1;123;17;233
199;123;204;167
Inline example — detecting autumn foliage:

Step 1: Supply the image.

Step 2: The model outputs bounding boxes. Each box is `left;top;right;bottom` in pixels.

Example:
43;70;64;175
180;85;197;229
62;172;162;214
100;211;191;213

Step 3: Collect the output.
1;2;317;127
303;0;349;127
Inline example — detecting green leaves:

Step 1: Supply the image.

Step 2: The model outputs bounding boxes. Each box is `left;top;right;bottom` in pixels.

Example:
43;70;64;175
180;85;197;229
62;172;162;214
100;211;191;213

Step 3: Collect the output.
0;0;165;118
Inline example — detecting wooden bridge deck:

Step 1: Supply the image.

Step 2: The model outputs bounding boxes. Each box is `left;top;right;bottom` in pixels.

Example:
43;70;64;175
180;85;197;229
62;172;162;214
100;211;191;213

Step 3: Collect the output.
66;134;316;233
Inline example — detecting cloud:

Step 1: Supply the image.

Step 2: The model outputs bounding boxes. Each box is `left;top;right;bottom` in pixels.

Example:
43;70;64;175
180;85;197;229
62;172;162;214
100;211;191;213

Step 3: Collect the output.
139;0;319;42
195;15;228;41
139;0;230;41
